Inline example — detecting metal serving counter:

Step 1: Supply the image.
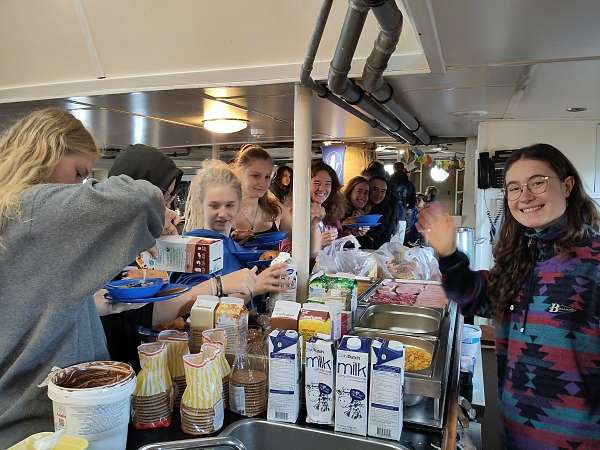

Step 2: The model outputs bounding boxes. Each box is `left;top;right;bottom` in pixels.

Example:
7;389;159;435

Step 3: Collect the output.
126;278;465;449
353;279;457;430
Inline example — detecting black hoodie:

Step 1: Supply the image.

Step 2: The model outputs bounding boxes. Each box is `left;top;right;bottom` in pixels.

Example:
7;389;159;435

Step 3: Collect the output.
108;144;183;195
103;144;182;370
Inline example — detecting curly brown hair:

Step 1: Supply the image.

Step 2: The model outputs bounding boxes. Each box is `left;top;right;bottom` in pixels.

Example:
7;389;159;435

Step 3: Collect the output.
311;161;347;225
234;144;281;220
487;143;599;319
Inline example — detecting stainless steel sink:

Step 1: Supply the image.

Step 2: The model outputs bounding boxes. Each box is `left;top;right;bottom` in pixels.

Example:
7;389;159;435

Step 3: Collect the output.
219;419;410;450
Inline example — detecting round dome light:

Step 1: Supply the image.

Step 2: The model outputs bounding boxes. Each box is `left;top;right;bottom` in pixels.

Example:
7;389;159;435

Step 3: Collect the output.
203;118;248;134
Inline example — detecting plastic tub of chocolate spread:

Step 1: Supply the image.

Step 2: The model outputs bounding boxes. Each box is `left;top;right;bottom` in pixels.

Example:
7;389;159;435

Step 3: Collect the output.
47;361;136;450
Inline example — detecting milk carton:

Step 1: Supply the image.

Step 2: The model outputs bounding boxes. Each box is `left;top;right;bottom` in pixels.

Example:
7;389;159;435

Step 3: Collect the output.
368;339;405;441
305;334;335;425
267;329;301;423
334;336;371;436
142;235;223;274
268;253;298;310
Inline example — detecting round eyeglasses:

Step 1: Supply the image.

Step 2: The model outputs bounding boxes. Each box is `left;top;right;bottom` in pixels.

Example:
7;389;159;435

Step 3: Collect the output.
504;175;561;201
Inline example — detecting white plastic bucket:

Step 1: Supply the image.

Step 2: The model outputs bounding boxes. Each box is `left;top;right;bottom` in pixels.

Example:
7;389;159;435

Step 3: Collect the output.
461;325;482;361
47;361;136;450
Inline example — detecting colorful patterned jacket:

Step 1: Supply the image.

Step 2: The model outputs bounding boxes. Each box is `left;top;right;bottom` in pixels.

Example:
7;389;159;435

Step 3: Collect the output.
439;220;600;450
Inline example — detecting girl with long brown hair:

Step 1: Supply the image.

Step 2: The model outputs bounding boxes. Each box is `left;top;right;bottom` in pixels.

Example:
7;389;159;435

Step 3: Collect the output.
311;160;346;247
418;143;600;449
232;144;292;241
232;144;322;257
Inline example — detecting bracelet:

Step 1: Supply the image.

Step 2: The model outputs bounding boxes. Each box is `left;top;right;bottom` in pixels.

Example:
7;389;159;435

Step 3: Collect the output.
215;275;224;297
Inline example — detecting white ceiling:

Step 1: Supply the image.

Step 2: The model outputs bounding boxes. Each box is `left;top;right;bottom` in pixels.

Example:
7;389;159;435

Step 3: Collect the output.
0;0;599;152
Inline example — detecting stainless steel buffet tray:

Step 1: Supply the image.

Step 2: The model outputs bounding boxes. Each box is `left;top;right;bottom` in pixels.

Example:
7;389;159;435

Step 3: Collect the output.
351;329;438;378
350;302;457;429
354;304;442;337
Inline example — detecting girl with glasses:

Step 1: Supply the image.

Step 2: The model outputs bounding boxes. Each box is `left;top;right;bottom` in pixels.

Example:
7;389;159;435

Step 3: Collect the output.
418;143;600;449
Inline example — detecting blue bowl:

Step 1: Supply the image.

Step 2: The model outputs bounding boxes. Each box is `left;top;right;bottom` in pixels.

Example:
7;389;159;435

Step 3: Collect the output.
249;231;288;243
354;214;383;224
105;278;165;300
231;250;265;263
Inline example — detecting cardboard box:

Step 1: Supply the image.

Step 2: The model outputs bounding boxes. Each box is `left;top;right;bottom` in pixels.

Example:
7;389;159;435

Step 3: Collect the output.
142;235;223;274
271;300;301;331
190;295;220;331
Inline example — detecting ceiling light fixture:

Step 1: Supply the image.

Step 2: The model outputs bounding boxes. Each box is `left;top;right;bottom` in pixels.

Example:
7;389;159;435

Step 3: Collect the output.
430;165;449;182
566;107;587;112
203;118;248;134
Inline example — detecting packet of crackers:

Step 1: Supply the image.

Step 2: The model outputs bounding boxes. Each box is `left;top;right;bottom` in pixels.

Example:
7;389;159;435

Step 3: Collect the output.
202;328;231;408
202;340;231;409
180;347;225;435
215;297;248;355
158;330;189;407
132;342;174;429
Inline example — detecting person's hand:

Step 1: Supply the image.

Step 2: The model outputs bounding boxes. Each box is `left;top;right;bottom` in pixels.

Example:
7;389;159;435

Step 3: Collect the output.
350;226;368;237
221;267;258;296
320;229;338;248
254;263;288;295
94;289;148;316
416;203;457;257
162;208;180;235
310;202;326;224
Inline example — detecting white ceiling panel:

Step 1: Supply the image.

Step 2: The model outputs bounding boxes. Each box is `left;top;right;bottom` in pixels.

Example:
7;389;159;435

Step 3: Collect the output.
508;60;600;119
0;0;95;86
429;0;600;68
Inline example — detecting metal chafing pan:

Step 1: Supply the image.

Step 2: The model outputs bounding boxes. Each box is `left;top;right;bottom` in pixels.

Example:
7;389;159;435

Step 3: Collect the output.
354;304;442;336
350;329;437;377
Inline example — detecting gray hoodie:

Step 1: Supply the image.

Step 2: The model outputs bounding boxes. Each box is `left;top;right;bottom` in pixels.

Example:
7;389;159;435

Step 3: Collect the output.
0;175;164;447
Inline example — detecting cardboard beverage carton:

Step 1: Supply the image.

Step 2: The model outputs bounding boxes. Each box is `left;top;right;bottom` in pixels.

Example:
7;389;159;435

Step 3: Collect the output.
267;329;301;423
305;334;335;425
334;335;371;436
142;235;223;274
368;339;404;441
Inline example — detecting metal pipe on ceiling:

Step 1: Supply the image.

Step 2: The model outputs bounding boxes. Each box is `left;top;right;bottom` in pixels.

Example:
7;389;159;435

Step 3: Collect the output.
299;0;411;143
326;0;418;145
361;0;432;145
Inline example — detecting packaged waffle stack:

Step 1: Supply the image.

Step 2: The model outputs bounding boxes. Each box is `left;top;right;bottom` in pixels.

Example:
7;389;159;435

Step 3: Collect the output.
132;342;173;429
201;328;231;409
215;297;248;355
189;295;220;353
158;330;189;408
180;347;224;435
229;353;268;417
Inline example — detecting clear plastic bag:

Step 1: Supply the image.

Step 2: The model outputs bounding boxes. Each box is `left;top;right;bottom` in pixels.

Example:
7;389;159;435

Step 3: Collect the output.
374;242;441;281
314;235;376;277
